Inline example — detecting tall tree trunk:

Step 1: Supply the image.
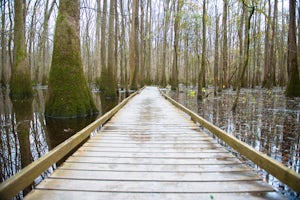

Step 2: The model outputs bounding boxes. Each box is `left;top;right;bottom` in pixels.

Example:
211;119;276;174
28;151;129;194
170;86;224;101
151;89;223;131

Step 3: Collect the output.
129;0;139;90
139;0;145;86
10;0;33;99
270;0;278;86
298;2;300;68
235;3;245;90
45;0;98;118
256;5;262;86
119;0;126;89
145;0;152;84
297;1;300;69
98;0;108;91
278;0;286;86
8;1;13;70
222;0;229;89
198;0;207;99
251;11;257;88
94;0;101;79
114;0;118;81
184;32;189;87
28;0;38;84
161;0;170;87
105;0;118;97
1;1;6;86
214;13;220;94
285;0;300;97
37;0;55;85
263;1;271;88
171;0;182;90
232;2;255;111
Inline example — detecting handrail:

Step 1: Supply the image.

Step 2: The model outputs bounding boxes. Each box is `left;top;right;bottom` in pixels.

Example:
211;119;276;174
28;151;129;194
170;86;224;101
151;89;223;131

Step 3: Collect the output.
0;88;141;200
160;90;300;194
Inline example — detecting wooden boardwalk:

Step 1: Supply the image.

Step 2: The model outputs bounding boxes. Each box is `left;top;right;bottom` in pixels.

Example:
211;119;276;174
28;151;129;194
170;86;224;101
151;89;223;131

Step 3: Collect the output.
25;87;282;200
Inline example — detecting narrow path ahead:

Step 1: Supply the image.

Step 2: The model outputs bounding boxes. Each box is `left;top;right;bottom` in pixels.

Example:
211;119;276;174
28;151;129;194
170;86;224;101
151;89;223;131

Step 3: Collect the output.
25;87;282;200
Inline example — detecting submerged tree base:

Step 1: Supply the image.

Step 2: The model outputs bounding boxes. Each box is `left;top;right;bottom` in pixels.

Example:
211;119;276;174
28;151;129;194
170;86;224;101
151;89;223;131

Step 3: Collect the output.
45;0;98;119
10;66;34;100
285;71;300;97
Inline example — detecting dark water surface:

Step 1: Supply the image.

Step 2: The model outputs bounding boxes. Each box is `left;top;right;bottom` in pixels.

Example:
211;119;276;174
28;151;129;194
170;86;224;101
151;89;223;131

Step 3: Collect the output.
0;87;123;199
166;86;300;199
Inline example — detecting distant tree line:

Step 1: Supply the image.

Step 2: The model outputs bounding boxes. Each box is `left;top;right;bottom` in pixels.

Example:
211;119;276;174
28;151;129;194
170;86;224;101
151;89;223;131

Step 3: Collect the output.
1;0;300;98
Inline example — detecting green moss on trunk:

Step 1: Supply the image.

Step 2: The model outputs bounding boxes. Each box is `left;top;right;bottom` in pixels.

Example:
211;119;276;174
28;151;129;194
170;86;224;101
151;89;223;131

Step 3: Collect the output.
10;0;33;99
285;58;300;97
45;0;98;118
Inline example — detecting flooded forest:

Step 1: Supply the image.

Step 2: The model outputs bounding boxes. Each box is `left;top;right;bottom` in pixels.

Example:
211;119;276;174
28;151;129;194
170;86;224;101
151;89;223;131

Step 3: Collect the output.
0;0;300;199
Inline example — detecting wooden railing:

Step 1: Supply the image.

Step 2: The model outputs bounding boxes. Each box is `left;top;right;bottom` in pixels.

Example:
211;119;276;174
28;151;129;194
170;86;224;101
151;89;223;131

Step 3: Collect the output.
160;90;300;194
0;89;140;200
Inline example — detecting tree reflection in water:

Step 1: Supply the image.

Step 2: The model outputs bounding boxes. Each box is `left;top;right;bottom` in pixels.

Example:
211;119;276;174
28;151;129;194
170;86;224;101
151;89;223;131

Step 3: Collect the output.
0;88;120;199
167;86;299;199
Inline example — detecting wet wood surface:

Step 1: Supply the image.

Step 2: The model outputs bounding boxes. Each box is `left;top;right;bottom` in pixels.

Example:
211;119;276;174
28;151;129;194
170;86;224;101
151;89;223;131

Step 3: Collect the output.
25;87;283;200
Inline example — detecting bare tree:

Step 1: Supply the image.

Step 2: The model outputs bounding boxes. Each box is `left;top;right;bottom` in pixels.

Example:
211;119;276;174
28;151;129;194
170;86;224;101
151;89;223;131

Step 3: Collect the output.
285;0;300;96
170;0;182;90
10;0;33;99
198;0;207;99
129;0;139;90
221;0;229;89
232;1;255;111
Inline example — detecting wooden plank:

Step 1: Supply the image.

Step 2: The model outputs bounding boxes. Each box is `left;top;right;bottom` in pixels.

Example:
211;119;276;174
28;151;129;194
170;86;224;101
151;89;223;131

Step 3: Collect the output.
92;135;212;140
65;156;241;165
72;151;233;159
77;143;223;148
61;162;249;172
24;190;283;200
86;139;217;144
50;169;260;181
78;146;227;153
35;179;274;193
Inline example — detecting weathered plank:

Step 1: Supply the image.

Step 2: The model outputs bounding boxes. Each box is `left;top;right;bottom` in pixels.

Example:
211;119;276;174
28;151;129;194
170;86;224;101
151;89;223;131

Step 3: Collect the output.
76;142;223;148
64;157;242;165
24;191;282;200
35;179;273;193
50;169;260;181
59;162;252;172
72;151;233;159
78;146;227;153
23;87;283;199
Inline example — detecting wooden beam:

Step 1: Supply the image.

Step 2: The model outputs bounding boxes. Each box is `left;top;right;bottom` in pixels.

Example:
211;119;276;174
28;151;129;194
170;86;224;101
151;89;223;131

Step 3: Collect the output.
0;90;140;200
160;90;300;194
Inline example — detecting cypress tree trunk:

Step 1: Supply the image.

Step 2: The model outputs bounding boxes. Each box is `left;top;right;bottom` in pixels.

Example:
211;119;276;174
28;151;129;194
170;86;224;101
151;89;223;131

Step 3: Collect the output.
10;0;33;99
232;2;255;112
97;0;108;91
214;13;220;94
45;0;98;118
129;0;139;90
105;0;118;98
222;0;229;89
171;0;182;91
161;0;170;87
197;0;207;100
285;0;300;97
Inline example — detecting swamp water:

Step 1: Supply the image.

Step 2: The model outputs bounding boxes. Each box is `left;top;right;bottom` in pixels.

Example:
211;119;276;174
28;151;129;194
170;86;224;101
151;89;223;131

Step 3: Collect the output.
166;86;300;199
1;86;299;199
0;87;122;199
